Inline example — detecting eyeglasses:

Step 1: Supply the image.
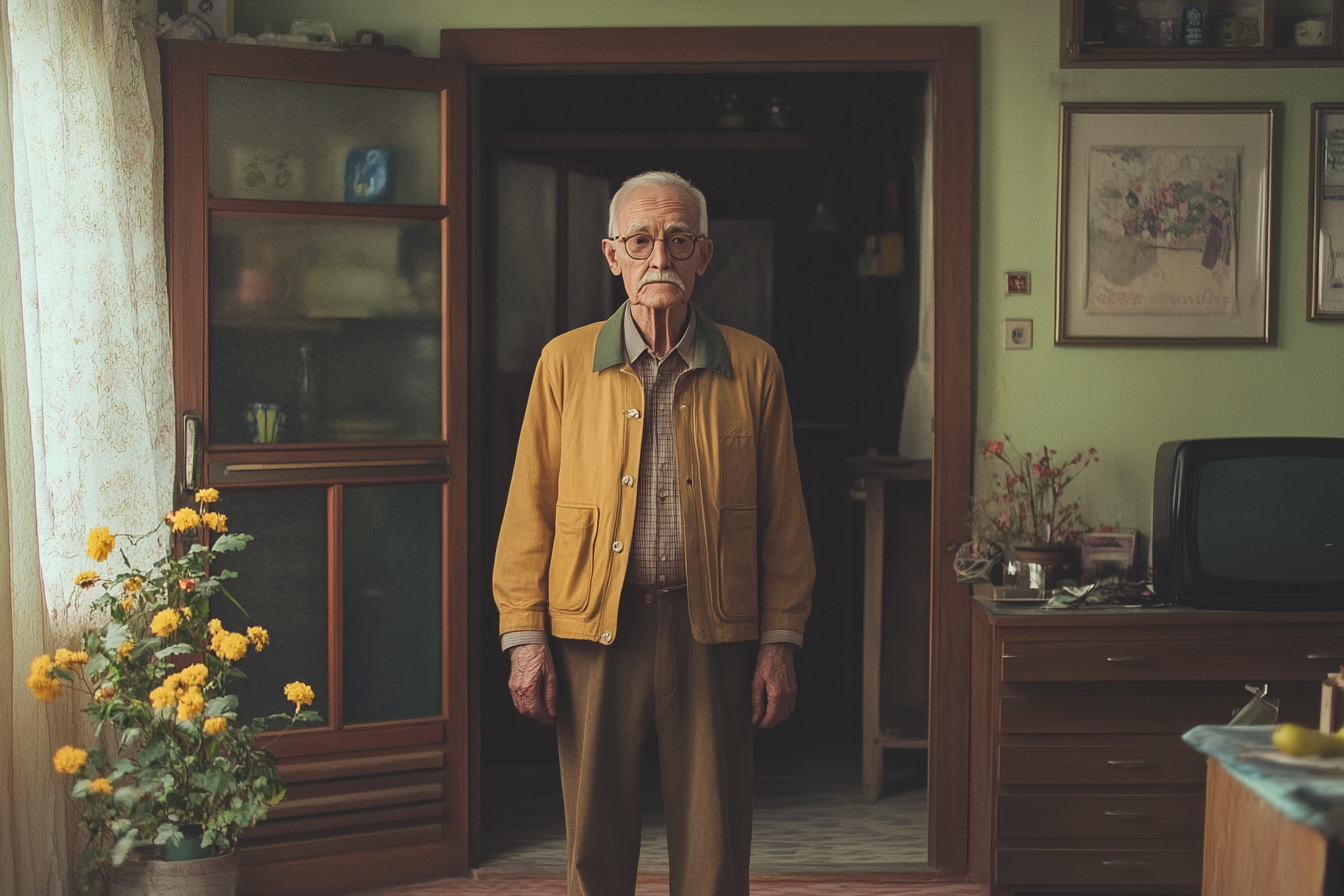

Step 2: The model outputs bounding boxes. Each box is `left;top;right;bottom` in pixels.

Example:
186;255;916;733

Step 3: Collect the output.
612;233;704;261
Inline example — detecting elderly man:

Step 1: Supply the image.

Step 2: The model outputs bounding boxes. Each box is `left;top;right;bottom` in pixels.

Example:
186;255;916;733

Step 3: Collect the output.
493;170;814;896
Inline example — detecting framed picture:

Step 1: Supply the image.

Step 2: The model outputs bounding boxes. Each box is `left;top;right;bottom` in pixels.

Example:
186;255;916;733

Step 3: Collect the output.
1309;104;1344;321
1055;103;1275;344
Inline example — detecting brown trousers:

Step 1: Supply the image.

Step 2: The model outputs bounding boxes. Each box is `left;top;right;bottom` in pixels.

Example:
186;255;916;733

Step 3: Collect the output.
552;586;758;896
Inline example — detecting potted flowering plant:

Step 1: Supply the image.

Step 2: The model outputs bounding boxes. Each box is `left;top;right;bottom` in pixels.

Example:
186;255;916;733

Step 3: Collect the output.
25;489;320;892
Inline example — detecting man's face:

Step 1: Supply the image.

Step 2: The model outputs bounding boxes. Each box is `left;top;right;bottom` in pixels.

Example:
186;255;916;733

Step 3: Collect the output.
602;186;713;311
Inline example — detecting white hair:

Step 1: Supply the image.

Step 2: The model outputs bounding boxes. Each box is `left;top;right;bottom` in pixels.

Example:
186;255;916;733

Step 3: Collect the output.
607;170;709;237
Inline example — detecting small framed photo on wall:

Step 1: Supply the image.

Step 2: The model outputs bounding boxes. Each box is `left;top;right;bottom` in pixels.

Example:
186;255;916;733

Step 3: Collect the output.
1055;103;1275;344
1309;104;1344;321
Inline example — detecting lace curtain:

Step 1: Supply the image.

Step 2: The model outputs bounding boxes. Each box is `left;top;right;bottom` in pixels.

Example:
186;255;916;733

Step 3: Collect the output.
1;1;172;893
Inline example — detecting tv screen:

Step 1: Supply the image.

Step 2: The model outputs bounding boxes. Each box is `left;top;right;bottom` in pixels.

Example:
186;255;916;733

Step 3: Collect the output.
1153;438;1344;610
1195;455;1344;583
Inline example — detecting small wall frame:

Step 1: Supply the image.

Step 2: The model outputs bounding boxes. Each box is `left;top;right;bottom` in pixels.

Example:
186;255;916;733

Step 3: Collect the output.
1309;104;1344;321
1055;103;1275;344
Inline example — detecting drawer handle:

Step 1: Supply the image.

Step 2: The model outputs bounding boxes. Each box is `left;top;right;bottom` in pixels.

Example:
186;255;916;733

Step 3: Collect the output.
1106;654;1148;662
1308;652;1344;660
1104;810;1150;819
1102;859;1151;868
1106;759;1154;768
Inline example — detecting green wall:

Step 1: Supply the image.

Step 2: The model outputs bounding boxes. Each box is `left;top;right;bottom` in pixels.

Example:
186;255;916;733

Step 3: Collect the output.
233;0;1344;544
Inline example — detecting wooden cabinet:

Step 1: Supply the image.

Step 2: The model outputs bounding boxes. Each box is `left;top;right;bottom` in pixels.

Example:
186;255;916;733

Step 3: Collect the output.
970;599;1344;895
1061;0;1343;66
161;40;469;894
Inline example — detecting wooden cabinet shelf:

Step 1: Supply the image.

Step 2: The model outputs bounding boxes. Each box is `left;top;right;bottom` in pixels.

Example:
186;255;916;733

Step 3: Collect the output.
1061;0;1343;67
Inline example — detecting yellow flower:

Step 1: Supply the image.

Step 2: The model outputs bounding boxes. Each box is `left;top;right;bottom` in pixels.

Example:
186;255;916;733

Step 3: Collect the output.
149;683;177;710
116;640;134;660
88;778;114;796
74;570;99;589
169;507;202;533
150;608;181;638
194;488;220;504
53;649;88;668
25;655;61;703
178;663;208;688
203;717;228;736
182;606;192;618
202;512;228;533
212;631;248;662
53;746;88;775
119;596;135;613
246;627;270;651
284;681;315;710
177;686;205;720
123;577;142;594
208;618;223;636
86;527;115;562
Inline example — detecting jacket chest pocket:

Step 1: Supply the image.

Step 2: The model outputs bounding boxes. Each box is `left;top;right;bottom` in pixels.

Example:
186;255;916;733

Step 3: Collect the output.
549;503;598;615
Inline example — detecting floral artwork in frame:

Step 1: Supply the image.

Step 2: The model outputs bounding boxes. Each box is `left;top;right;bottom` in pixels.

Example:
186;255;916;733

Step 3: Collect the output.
1055;103;1275;344
1309;104;1344;320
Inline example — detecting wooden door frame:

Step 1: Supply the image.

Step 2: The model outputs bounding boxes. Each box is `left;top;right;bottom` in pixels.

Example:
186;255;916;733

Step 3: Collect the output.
444;26;975;877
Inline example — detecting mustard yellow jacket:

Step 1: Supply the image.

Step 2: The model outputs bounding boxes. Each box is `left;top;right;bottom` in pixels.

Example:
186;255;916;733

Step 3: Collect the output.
493;303;814;645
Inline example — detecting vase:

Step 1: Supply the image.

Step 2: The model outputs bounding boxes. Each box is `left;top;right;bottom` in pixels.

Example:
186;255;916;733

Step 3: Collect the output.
1014;543;1068;591
108;848;239;896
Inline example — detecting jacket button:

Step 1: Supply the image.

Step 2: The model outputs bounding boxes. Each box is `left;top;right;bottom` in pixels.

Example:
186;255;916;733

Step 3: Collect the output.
625;408;640;418
600;631;613;644
621;475;634;487
612;541;623;553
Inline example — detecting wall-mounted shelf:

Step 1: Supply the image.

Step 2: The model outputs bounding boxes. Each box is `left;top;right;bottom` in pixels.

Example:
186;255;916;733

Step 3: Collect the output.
1061;0;1343;67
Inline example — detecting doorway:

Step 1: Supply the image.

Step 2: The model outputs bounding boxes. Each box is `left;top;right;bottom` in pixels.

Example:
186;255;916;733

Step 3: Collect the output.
449;26;975;879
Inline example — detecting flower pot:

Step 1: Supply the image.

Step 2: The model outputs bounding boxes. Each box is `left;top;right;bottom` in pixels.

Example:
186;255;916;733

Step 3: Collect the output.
108;848;239;896
1014;543;1069;591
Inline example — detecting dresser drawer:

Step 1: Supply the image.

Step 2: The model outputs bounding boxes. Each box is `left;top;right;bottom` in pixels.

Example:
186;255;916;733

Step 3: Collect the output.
996;847;1203;888
998;743;1206;784
1000;690;1320;734
998;793;1204;840
1000;637;1344;682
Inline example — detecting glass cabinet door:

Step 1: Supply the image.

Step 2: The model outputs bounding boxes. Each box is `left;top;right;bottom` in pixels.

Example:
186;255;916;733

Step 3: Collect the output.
208;214;442;444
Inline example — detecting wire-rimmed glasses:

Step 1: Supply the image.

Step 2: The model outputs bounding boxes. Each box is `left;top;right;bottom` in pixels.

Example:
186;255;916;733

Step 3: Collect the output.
611;233;704;261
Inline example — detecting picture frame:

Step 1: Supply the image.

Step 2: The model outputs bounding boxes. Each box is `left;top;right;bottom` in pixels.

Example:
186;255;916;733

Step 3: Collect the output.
1055;103;1275;344
1309;104;1344;321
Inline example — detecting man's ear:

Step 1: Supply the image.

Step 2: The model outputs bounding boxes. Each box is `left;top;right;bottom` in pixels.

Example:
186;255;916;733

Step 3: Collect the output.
696;238;714;275
602;239;622;275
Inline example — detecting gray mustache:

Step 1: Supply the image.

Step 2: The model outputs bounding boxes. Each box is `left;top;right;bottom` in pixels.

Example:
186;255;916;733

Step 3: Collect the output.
639;270;685;289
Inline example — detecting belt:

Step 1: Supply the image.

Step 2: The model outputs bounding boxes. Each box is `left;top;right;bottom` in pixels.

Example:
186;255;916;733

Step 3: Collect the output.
622;583;686;595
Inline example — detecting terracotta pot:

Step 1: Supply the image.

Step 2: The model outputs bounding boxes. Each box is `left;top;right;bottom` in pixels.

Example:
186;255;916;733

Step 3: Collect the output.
1014;543;1068;591
108;848;238;896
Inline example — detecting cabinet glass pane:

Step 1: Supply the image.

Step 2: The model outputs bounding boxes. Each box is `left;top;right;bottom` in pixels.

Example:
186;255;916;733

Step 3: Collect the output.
209;487;329;725
208;76;441;205
494;158;556;373
209;214;442;444
568;170;613;329
343;484;443;724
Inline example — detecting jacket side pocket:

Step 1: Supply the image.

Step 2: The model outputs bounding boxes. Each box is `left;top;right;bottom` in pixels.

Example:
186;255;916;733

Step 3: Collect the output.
716;507;759;624
549;503;598;615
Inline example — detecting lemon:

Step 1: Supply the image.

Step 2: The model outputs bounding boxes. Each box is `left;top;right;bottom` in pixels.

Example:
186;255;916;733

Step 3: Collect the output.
1272;723;1344;757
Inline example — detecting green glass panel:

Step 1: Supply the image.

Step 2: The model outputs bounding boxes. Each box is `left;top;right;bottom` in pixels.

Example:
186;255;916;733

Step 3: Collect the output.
209;214;442;444
567;169;613;329
208;487;329;726
343;484;443;724
494;158;556;373
208;76;441;205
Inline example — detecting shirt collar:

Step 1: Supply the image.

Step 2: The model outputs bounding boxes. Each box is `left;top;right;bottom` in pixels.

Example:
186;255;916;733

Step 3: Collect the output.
623;303;697;367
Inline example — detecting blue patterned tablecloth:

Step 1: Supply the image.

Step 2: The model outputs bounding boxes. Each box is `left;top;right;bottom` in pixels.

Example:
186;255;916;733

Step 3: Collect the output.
1183;724;1344;838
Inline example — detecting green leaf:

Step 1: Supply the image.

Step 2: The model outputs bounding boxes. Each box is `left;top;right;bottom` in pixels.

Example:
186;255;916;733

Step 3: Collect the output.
110;829;139;866
153;822;180;846
155;643;194;658
85;653;109;679
138;737;167;766
217;583;249;617
113;786;138;812
211;533;253;553
203;695;238;716
119;727;142;747
103;620;130;649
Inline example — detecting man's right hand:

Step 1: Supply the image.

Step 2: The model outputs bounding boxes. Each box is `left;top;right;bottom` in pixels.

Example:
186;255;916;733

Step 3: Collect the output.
508;642;557;725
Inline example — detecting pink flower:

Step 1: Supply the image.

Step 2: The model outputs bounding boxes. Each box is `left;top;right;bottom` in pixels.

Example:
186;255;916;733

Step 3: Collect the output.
996;511;1012;529
984;440;1004;456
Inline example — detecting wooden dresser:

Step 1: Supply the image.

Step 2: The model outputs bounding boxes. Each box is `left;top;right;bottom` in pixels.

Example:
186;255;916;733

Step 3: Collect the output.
970;599;1344;895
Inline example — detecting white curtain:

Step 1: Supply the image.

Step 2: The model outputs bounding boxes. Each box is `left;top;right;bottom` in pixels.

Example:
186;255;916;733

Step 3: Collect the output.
1;1;172;893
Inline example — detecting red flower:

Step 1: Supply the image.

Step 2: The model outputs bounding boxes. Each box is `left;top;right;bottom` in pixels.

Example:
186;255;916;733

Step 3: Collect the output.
984;440;1004;456
179;578;196;592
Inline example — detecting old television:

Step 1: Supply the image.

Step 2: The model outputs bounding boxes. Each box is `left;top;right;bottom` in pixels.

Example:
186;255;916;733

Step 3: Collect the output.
1152;438;1344;610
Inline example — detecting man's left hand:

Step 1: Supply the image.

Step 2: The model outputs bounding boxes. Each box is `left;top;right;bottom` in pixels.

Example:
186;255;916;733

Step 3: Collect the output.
751;642;797;728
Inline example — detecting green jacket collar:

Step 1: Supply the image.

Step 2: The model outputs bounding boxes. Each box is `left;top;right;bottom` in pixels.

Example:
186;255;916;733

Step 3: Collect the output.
592;301;734;379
